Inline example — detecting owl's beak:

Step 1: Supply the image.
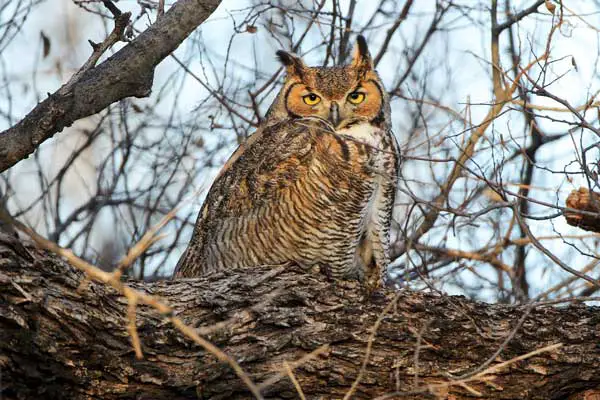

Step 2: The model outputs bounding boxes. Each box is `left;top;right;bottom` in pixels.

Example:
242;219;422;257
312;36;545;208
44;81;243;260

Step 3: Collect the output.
328;102;340;127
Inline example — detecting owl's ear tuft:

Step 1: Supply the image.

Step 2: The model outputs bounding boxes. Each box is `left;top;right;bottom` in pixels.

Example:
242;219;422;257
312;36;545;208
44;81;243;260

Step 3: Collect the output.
276;50;306;79
351;35;373;75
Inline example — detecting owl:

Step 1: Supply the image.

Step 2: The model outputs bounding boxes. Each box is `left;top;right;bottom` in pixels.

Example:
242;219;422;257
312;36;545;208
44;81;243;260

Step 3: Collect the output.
174;36;400;290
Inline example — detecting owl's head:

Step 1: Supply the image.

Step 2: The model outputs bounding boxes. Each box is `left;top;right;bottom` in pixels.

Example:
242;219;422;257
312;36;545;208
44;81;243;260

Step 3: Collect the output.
267;36;390;128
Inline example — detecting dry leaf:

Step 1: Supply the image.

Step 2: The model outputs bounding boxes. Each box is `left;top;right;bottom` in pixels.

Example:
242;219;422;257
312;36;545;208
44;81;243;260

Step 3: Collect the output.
483;187;504;203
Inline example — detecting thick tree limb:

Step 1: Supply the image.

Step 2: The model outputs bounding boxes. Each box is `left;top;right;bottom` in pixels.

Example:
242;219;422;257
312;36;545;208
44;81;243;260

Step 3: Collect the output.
0;0;222;173
1;240;600;399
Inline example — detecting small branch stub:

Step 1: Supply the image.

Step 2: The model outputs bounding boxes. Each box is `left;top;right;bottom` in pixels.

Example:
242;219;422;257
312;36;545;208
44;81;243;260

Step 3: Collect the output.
564;187;600;233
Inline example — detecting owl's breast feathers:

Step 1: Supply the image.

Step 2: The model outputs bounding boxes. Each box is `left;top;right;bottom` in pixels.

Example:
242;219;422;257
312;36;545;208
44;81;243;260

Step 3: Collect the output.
174;118;399;279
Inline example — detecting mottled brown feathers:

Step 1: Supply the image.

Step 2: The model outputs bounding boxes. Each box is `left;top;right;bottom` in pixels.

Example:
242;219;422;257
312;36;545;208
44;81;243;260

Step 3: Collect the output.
175;37;400;290
276;50;306;79
351;34;374;77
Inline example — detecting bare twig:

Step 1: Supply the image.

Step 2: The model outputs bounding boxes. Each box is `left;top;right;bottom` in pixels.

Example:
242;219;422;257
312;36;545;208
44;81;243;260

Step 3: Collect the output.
0;209;264;399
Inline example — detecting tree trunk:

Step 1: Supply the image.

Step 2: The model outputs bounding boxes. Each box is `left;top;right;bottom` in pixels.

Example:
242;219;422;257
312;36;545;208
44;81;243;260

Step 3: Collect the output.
1;239;599;400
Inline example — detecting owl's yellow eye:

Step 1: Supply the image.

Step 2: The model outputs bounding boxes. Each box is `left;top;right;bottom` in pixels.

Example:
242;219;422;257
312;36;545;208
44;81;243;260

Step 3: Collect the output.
302;93;321;106
347;92;365;104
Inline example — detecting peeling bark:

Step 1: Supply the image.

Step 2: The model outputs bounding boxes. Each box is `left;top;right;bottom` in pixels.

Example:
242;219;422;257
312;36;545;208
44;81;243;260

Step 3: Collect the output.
0;0;222;173
565;188;600;233
1;240;600;399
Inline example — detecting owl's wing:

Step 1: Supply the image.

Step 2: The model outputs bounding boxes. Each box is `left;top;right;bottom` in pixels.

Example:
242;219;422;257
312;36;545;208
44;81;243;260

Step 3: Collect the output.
203;118;328;219
174;117;363;277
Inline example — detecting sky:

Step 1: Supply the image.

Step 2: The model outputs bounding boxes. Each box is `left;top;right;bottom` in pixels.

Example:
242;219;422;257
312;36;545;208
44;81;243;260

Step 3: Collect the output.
2;0;600;300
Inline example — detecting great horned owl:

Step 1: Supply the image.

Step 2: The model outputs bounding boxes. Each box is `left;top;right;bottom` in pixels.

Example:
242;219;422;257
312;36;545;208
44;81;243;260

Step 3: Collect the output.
174;36;400;289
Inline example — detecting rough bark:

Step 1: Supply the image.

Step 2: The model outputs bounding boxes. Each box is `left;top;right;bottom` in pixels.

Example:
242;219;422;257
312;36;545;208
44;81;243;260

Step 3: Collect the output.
0;0;222;173
1;240;600;399
565;188;600;233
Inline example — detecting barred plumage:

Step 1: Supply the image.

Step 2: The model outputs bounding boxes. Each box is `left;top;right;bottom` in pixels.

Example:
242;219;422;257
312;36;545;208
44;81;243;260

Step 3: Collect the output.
174;36;400;289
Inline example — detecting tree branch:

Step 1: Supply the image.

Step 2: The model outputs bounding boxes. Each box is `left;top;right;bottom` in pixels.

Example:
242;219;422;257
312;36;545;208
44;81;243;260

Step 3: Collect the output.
1;239;600;399
495;0;545;33
391;7;561;260
0;0;222;173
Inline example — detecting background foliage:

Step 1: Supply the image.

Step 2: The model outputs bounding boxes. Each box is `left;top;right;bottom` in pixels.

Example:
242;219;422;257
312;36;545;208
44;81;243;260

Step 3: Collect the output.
2;0;600;303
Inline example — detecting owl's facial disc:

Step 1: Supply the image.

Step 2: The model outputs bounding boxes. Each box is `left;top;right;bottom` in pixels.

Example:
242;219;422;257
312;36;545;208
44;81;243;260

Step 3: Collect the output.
284;79;383;127
338;80;383;124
